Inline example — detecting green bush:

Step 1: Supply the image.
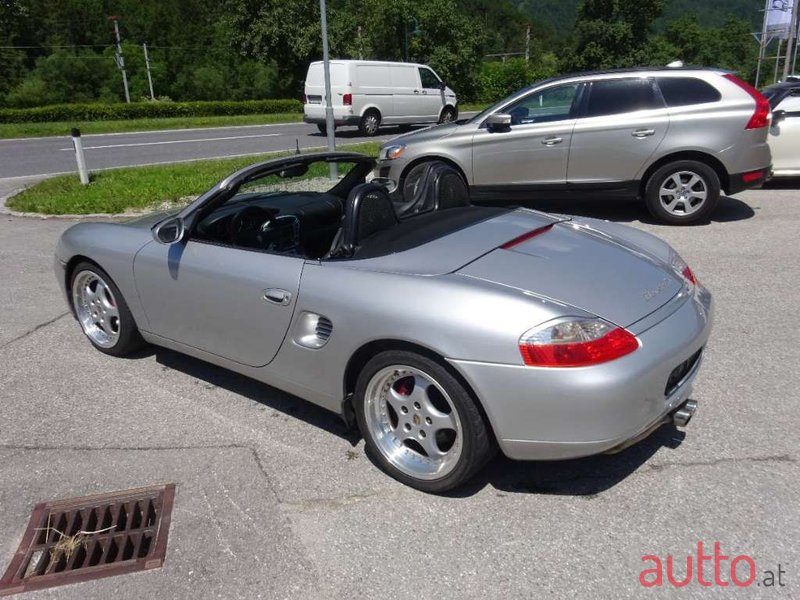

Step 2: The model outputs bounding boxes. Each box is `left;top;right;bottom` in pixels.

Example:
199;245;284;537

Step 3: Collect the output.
0;99;303;124
476;56;559;104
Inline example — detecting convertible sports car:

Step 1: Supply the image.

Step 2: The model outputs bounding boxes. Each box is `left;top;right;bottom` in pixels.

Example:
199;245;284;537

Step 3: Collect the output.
55;152;713;492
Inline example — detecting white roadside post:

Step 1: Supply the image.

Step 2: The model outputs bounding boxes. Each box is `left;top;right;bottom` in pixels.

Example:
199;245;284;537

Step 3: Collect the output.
71;128;90;185
319;0;338;180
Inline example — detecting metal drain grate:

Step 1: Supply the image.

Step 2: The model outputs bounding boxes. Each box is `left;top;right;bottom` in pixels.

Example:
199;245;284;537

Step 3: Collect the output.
0;484;175;597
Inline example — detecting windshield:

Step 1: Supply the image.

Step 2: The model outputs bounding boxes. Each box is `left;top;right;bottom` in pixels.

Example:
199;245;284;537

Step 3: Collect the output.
468;78;550;124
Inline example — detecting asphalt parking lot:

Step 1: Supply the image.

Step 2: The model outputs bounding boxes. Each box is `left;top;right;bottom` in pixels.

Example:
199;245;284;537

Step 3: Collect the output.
0;187;798;599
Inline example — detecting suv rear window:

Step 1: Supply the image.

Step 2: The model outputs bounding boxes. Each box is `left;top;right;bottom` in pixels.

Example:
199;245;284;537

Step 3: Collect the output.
656;77;721;107
585;78;663;117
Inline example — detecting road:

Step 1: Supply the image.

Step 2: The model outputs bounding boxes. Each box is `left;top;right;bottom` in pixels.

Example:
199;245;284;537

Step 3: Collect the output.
0;121;401;179
0;190;797;599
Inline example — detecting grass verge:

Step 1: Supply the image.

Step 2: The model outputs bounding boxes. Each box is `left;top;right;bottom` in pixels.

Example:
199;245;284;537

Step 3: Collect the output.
459;103;489;112
0;112;304;139
7;141;381;215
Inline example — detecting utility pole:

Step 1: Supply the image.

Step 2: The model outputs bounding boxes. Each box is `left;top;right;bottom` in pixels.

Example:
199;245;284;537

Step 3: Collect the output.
143;43;155;100
775;38;783;83
525;25;530;63
755;0;771;87
108;16;130;103
319;0;337;178
358;25;363;60
783;0;800;80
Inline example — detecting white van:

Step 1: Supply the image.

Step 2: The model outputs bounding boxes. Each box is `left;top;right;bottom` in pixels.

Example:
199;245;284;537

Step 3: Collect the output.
303;60;458;136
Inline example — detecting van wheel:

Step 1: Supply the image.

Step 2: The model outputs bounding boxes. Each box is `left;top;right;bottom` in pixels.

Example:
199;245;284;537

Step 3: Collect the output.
644;160;720;225
359;110;381;136
317;123;335;135
439;106;457;124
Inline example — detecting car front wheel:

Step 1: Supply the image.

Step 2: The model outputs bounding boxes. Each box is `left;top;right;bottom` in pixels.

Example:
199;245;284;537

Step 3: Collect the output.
644;160;720;224
70;261;144;356
355;350;495;493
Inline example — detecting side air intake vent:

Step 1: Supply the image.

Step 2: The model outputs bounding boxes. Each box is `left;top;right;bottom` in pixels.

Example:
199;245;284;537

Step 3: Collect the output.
315;317;333;341
293;312;333;349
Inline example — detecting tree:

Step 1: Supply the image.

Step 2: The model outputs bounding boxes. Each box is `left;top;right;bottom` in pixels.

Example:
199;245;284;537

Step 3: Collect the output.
567;0;665;70
647;14;758;79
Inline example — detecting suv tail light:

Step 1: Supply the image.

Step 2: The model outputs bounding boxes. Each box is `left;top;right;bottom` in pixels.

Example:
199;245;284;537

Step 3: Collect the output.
519;318;639;367
303;94;307;104
723;74;771;129
342;93;352;106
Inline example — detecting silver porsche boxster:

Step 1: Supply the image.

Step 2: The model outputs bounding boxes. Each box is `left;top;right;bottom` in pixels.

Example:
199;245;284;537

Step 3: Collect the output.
55;152;713;492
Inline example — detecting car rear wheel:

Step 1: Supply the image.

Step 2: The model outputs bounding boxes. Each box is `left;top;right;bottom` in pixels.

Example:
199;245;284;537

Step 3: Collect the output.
438;106;457;124
70;261;144;356
355;350;495;493
644;160;720;224
358;110;381;136
316;123;335;135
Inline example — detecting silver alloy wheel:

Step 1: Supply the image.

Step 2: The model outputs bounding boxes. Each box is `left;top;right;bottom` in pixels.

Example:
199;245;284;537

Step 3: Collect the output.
71;270;120;348
364;365;463;480
658;170;708;217
362;113;379;135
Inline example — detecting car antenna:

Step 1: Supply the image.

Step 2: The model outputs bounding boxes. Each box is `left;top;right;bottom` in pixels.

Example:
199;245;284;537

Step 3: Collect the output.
295;139;301;155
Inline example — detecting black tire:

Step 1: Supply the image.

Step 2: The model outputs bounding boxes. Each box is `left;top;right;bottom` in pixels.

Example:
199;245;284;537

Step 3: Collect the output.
69;261;145;357
316;123;334;135
358;109;381;136
438;106;457;124
354;350;495;493
644;160;720;225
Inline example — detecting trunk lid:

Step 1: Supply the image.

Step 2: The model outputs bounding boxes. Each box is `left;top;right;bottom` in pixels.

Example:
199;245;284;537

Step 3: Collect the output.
458;221;684;327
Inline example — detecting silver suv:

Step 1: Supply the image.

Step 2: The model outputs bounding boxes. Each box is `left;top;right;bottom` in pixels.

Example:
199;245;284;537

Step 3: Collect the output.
374;68;772;224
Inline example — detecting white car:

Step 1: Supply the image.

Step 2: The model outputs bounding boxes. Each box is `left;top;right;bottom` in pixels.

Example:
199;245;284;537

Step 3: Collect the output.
303;60;458;136
765;81;800;177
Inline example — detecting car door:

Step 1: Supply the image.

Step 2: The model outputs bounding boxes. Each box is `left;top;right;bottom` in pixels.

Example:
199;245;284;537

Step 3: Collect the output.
391;65;420;122
417;66;445;120
770;93;800;173
133;240;302;367
471;82;581;188
567;77;668;186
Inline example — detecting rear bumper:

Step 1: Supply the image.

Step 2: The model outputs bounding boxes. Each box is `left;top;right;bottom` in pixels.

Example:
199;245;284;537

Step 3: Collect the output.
448;285;713;460
303;106;360;127
727;166;771;194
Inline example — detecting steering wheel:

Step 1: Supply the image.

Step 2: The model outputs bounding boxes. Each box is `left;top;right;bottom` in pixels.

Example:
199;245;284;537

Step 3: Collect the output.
229;205;275;248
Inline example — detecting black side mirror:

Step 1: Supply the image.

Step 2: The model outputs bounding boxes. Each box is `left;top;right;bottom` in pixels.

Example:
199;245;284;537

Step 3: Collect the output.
773;109;786;124
152;216;185;244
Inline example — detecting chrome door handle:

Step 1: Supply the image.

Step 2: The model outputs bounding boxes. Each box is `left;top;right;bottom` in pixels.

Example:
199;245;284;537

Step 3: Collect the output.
632;128;655;138
263;288;292;306
542;136;563;146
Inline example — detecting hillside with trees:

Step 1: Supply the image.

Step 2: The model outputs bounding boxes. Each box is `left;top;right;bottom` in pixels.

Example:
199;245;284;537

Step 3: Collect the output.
0;0;764;110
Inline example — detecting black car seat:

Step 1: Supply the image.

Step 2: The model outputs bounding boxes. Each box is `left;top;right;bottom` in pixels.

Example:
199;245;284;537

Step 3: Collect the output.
393;162;470;218
326;183;399;258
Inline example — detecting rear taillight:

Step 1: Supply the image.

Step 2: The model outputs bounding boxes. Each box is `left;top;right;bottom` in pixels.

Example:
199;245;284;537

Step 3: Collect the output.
343;93;352;106
519;318;639;367
671;251;698;285
723;74;771;129
303;94;307;104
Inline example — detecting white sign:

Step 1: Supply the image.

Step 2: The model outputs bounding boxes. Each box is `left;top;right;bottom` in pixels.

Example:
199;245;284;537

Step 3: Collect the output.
767;0;795;39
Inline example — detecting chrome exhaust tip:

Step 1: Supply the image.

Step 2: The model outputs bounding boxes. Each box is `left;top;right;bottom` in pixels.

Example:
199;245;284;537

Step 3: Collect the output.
672;399;698;427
